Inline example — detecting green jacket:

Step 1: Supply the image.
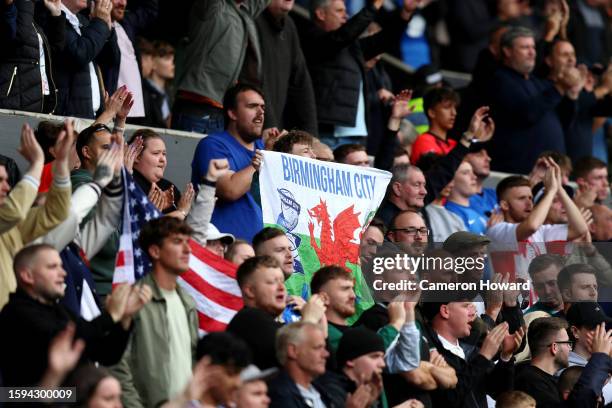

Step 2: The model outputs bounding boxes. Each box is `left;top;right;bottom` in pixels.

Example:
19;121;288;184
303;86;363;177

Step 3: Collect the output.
175;0;270;105
109;274;199;408
71;169;119;295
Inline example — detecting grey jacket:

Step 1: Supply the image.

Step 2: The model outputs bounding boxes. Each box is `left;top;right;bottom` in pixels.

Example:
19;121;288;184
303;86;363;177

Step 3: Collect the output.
176;0;270;104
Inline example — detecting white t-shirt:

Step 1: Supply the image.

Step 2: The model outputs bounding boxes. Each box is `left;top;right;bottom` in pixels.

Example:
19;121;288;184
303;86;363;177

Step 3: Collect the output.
437;334;465;360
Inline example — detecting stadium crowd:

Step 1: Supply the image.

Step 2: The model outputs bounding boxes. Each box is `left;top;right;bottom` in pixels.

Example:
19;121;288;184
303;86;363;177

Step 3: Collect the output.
1;0;612;406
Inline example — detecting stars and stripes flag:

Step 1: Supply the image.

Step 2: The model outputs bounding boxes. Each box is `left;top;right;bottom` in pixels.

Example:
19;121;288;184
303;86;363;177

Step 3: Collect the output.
113;169;162;285
178;243;243;334
113;169;243;333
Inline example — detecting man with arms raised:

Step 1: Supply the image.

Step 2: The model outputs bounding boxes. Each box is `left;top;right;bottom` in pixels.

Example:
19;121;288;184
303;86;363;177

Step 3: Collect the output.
487;159;588;283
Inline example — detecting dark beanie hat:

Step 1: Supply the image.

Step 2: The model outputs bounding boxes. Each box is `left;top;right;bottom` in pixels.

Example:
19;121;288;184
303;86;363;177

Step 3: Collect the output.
337;327;385;369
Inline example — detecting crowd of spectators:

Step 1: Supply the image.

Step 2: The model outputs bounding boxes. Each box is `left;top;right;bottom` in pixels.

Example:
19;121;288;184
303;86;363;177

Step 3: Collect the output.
1;0;612;407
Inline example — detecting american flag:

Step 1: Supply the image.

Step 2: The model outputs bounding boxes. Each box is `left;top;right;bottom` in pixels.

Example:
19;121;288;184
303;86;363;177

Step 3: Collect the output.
113;169;243;333
113;169;162;285
178;243;243;334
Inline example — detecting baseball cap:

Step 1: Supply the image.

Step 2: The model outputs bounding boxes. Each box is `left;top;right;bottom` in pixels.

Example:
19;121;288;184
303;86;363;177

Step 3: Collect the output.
443;231;491;254
240;365;278;383
566;302;612;328
206;224;235;245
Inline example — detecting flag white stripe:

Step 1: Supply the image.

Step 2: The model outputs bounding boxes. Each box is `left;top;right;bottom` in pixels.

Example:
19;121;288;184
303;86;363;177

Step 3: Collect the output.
188;255;242;297
178;278;237;324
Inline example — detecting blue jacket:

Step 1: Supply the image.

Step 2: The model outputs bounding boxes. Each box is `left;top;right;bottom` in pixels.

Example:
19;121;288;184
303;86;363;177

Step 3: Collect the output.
565;353;612;408
268;369;339;408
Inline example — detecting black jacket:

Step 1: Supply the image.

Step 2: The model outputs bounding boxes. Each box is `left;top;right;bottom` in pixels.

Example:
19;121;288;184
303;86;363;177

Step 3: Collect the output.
298;4;408;131
226;307;283;369
98;0;157;95
444;0;498;72
565;91;612;163
0;0;64;113
567;0;612;65
0;289;130;386
138;78;169;128
268;370;339;408
488;66;574;174
256;11;317;136
52;13;111;118
422;323;515;408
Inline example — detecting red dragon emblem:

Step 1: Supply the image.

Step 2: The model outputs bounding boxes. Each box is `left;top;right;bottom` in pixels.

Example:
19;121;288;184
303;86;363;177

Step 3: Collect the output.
308;199;361;271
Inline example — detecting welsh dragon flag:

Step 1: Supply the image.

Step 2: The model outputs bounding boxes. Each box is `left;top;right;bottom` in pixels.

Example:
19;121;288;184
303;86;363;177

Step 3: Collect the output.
260;151;391;318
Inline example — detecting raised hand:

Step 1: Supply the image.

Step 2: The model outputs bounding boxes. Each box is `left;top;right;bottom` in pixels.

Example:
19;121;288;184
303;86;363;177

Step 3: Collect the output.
528;157;548;187
301;294;326;324
105;283;131;323
468;106;495;142
124;136;144;175
262;128;286;150
502;273;521;307
91;0;112;28
43;0;62;16
18;123;45;168
378;88;396;104
117;91;134;122
93;144;122;188
177;183;195;216
54;120;75;164
580;207;594;227
104;86;129;119
178;357;213;403
46;323;85;381
148;184;165;210
205;158;231;183
587;323;612;355
390;89;414;120
162;187;175;211
484;273;504;313
543;157;560;195
346;383;372;408
479;322;509;360
123;283;152;319
287;295;307;311
501;327;525;360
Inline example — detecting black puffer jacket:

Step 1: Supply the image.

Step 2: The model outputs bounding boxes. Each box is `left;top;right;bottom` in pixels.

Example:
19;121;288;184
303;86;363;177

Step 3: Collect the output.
298;5;409;131
50;12;111;118
0;0;64;113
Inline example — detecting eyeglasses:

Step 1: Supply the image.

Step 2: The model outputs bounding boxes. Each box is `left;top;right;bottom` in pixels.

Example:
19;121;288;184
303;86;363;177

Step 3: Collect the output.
392;227;429;236
548;340;575;349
